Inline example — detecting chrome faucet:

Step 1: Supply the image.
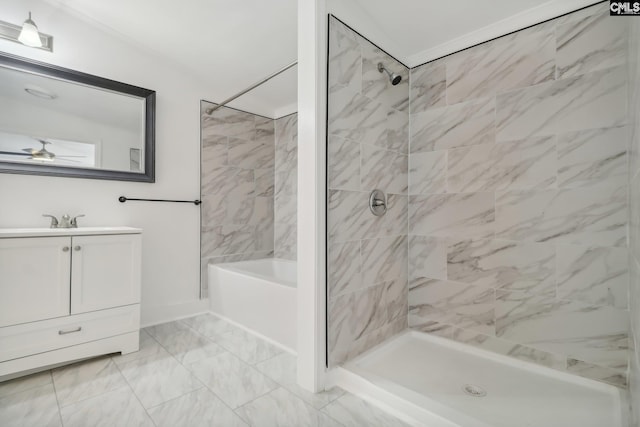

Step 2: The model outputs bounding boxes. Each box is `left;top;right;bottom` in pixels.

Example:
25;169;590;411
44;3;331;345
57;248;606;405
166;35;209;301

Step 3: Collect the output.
43;214;85;228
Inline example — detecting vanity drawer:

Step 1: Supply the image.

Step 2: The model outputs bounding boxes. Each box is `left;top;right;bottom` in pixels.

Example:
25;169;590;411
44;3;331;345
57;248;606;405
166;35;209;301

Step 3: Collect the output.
0;304;139;362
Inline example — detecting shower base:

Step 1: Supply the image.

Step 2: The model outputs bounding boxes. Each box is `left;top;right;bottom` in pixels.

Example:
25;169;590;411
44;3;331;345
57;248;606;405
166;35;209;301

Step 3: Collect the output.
331;331;626;427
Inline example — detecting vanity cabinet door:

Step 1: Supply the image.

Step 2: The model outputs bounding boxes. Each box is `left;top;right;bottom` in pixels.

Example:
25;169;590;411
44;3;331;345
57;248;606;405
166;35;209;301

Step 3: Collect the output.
0;237;71;328
70;234;141;314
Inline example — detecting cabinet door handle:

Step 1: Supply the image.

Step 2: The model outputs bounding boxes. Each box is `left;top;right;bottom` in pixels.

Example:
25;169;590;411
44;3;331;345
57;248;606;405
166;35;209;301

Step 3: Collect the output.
62;246;70;252
74;246;81;251
58;326;82;335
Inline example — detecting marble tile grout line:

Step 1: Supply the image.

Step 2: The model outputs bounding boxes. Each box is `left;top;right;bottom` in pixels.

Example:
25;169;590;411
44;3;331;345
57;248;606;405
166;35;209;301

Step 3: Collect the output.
110;357;160;427
49;371;65;427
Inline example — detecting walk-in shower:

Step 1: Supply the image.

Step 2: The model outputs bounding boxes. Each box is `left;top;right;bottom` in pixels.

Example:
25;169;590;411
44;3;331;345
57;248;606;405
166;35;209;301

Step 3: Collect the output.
326;1;637;425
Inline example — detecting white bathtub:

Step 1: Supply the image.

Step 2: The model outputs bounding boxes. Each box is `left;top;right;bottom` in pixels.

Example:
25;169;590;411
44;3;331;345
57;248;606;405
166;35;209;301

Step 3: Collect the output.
208;258;296;352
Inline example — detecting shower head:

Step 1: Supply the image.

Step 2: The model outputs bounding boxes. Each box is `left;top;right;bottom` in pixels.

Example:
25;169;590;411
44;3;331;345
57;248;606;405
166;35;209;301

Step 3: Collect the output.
377;62;402;85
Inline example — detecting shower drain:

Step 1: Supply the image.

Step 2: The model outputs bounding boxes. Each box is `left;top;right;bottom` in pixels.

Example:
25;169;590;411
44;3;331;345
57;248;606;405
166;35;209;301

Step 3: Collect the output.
462;384;487;397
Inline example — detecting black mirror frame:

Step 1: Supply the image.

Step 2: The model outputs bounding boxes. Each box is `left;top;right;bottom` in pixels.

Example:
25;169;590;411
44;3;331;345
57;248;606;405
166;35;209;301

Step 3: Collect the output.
0;52;155;182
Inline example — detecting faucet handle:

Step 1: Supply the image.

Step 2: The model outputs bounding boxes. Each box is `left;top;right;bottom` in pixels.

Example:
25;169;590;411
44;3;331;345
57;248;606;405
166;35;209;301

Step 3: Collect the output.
43;214;59;228
70;214;85;228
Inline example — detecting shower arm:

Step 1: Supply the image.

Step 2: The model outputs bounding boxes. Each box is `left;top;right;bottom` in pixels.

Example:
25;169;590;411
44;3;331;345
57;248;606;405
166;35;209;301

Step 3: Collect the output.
205;60;298;115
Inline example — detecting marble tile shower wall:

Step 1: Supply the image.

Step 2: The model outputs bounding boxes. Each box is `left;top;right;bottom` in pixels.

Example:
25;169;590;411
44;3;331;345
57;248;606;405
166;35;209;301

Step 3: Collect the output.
628;15;640;426
407;3;631;387
200;102;275;296
327;17;410;366
274;113;298;261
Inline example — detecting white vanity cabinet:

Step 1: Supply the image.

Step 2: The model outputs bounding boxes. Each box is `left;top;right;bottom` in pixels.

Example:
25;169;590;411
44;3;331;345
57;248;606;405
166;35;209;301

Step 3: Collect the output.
0;227;142;380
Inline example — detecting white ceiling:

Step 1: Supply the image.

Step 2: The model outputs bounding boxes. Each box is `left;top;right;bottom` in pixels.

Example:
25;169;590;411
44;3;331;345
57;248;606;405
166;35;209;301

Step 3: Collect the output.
18;0;596;117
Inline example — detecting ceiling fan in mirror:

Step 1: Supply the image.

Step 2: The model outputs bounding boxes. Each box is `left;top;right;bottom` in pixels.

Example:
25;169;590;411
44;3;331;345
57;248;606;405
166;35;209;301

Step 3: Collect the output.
0;139;87;163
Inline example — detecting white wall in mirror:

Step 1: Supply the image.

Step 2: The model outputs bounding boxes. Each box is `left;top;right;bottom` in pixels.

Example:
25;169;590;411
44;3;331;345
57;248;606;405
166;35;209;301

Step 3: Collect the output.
0;65;145;172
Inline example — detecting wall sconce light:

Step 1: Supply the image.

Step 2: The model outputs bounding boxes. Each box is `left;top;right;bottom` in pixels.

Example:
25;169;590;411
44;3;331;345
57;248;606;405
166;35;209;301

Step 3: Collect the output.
0;11;53;52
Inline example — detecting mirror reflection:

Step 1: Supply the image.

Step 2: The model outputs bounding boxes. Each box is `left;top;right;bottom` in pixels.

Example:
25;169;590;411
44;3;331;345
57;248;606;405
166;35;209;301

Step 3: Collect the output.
0;65;145;173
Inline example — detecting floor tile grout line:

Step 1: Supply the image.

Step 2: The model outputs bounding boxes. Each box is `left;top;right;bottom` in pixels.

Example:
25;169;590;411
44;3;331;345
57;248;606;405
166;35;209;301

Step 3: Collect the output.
48;370;65;427
50;356;129;410
111;355;161;427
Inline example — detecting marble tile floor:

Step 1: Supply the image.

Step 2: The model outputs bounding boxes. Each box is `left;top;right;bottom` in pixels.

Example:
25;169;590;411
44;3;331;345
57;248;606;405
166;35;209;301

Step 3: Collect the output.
0;313;411;427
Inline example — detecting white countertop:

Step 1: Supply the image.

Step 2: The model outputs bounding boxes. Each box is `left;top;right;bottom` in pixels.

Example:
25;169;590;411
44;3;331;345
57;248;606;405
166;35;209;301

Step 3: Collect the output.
0;227;142;238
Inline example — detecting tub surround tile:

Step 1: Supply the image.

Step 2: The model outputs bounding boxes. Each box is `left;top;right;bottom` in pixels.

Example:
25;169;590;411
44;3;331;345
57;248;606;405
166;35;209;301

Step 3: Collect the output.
495;290;629;371
557;126;628;189
556;9;627;79
408;235;447;281
409;192;495;240
227;137;274;170
275;167;297;199
201;106;259;141
255;353;345;409
322;392;412;427
188;352;277;409
447;136;557;192
446;27;555;104
556;245;629;309
274;193;297;226
201;224;265;257
202;134;228;168
201;166;254;198
450;328;566;370
216;328;283;365
328;135;360;191
409;60;446;114
496;66;627;142
447;239;555;295
0;383;61;427
59;386;153;427
117;352;203;409
147;388;247;427
409;150;447;195
274;223;297;260
495;184;627;247
410;97;495;153
254;168;275;197
408;278;494;334
52;357;127;407
236;387;341;427
200;103;284;291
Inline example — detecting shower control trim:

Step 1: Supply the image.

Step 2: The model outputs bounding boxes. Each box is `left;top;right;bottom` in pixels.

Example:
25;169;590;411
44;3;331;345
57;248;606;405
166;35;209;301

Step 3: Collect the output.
369;189;387;216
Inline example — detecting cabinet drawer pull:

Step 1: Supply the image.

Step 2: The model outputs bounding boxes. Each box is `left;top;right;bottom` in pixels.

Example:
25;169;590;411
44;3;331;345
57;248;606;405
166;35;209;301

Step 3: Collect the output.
58;326;82;335
74;246;81;251
62;246;70;252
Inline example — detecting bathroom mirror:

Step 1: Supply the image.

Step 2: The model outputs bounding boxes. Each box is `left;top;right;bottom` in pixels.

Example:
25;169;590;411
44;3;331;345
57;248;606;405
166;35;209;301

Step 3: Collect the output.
0;52;155;182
